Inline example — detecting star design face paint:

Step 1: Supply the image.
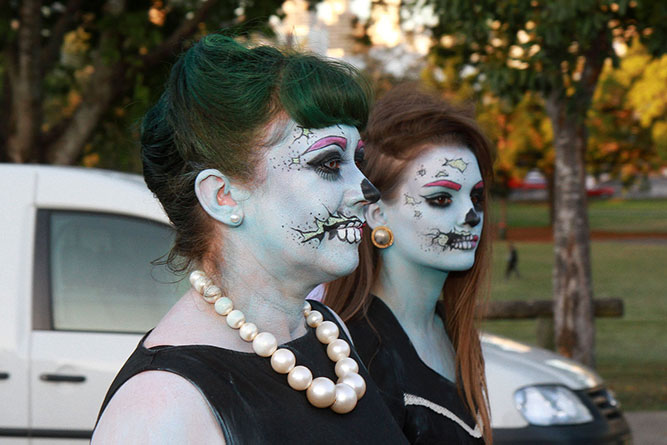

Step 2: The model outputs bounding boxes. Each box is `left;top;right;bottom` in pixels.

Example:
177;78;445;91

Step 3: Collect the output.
294;126;314;143
442;157;469;173
379;146;483;273
240;120;373;283
404;194;422;206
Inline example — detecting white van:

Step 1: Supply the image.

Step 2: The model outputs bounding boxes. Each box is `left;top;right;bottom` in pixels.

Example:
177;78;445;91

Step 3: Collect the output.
0;164;630;443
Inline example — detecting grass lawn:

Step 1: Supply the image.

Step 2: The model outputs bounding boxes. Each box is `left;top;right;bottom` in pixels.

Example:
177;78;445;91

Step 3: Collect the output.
484;241;667;411
491;199;667;233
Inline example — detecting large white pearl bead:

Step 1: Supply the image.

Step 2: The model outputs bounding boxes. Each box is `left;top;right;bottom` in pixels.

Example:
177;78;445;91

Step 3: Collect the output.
252;332;278;357
226;309;245;329
331;383;358;414
338;372;366;399
306;377;336;408
214;297;233;316
192;275;212;294
303;301;312;316
189;270;205;287
327;339;351;362
334;357;359;378
287;365;313;391
306;310;323;328
202;284;222;303
315;321;339;344
270;348;296;374
239;322;258;342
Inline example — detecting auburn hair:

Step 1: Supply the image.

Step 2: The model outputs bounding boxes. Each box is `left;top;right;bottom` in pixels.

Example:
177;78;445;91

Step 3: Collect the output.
324;84;494;443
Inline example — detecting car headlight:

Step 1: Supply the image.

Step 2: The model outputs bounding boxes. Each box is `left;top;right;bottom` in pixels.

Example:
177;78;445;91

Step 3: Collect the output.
514;385;593;426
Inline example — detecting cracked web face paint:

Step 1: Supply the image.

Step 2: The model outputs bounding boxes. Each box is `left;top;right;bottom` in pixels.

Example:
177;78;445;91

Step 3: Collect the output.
241;120;374;282
380;146;483;272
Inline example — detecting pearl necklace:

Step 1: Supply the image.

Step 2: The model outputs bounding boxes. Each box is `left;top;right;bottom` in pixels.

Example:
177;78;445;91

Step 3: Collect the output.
189;270;366;414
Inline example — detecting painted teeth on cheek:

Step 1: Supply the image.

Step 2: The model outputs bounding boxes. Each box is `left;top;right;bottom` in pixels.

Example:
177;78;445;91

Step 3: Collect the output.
354;228;361;243
337;228;347;241
345;227;355;243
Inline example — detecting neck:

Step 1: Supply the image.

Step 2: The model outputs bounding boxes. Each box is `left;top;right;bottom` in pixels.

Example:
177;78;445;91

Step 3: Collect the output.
371;248;448;331
208;240;317;343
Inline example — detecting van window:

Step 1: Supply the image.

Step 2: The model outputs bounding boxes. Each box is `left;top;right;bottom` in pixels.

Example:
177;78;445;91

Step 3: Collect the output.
43;211;186;333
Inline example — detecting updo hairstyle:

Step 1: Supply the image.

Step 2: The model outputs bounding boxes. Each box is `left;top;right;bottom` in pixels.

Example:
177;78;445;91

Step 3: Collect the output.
140;34;372;272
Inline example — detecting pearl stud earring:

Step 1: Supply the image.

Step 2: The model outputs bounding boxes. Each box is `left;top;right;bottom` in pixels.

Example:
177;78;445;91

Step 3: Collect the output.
229;211;243;226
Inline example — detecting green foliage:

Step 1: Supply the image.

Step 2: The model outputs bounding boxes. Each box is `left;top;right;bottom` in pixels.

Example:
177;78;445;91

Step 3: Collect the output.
0;0;286;170
421;2;667;187
587;41;666;182
424;0;667;107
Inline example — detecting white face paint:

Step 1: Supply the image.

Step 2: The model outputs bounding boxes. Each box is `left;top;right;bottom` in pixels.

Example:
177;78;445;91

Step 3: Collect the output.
239;120;374;284
381;146;484;272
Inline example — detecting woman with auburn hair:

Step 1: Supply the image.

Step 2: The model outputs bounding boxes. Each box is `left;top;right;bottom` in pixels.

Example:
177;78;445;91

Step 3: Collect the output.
324;85;494;444
92;34;408;444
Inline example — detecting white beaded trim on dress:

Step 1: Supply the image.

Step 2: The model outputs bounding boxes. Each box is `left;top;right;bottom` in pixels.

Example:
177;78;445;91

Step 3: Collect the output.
403;393;483;439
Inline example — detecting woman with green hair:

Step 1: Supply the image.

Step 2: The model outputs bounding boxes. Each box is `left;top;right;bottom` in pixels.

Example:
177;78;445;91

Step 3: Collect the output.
93;34;406;444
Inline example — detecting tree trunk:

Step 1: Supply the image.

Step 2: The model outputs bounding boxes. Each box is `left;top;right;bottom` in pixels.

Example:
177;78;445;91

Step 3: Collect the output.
46;61;120;165
546;171;555;225
7;0;42;163
545;91;595;367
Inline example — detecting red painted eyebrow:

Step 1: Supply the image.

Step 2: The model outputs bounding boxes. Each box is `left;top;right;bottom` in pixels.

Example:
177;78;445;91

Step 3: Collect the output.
474;181;484;189
424;180;462;191
303;136;348;154
356;140;365;151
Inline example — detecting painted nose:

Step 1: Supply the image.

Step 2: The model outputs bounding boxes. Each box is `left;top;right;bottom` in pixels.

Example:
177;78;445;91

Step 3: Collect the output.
361;178;381;204
464;208;481;227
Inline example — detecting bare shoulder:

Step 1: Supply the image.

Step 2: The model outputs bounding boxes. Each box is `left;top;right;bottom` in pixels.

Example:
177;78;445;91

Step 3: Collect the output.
92;371;225;444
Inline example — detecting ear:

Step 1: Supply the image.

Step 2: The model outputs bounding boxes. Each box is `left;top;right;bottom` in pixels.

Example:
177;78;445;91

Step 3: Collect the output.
364;201;388;230
195;169;244;227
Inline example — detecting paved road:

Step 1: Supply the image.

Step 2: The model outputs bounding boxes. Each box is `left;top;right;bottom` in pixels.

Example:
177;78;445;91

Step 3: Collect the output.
625;411;667;445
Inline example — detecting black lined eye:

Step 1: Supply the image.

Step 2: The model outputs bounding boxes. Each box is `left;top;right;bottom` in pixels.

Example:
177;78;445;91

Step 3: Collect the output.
324;158;341;170
307;151;345;181
421;193;453;208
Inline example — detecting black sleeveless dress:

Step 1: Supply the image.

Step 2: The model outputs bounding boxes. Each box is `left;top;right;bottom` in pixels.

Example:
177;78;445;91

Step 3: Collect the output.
347;297;484;444
97;300;408;445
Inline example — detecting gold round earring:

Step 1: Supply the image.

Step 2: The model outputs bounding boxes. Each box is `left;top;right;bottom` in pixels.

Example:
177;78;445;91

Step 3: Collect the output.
371;226;394;249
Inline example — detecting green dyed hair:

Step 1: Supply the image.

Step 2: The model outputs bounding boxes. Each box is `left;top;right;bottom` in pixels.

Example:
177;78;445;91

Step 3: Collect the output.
141;33;372;271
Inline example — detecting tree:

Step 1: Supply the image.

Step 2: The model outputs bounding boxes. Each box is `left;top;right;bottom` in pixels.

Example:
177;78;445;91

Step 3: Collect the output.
588;40;667;184
420;0;667;366
0;0;283;167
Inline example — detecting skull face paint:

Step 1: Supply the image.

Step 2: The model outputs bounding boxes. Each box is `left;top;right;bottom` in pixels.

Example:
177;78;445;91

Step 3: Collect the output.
426;228;479;251
379;146;483;272
292;209;364;244
240;120;374;282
